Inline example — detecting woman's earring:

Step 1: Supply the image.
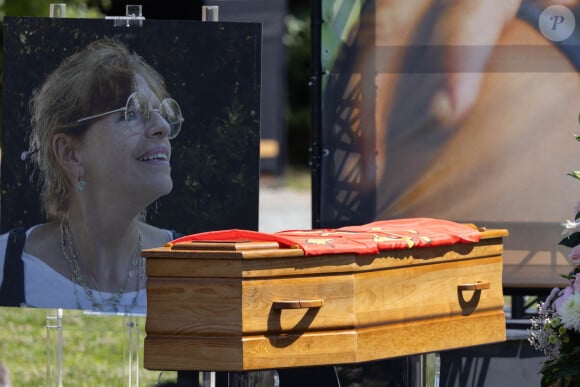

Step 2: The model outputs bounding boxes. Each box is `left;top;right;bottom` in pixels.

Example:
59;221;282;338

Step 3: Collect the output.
76;176;86;192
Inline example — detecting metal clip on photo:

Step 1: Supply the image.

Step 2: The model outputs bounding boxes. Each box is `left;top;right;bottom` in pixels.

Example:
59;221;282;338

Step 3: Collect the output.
105;4;145;27
202;6;219;22
49;3;67;18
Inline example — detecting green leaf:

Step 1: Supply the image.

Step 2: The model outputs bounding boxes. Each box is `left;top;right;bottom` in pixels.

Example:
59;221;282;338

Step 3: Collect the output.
559;232;580;247
575;212;580;221
567;171;580;180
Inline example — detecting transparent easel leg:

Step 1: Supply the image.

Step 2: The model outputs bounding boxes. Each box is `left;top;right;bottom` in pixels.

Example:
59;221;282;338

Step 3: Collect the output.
410;353;441;387
422;352;441;387
124;314;140;387
45;308;63;387
201;371;215;386
432;352;440;387
228;370;280;387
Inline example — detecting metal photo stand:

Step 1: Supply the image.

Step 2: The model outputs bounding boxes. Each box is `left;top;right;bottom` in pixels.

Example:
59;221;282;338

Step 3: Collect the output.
105;4;145;27
45;309;63;387
45;308;144;387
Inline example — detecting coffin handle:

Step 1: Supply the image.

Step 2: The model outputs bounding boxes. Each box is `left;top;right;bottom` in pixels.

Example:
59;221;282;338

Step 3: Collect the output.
272;299;325;310
458;281;490;291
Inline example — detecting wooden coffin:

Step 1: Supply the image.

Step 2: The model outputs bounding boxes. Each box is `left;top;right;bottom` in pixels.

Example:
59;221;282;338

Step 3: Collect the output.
142;228;507;371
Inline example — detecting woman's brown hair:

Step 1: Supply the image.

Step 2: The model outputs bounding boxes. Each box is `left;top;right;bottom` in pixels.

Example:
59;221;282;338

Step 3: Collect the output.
29;38;167;222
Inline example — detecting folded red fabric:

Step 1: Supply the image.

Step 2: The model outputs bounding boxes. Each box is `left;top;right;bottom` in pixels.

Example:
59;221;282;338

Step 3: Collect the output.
170;218;481;256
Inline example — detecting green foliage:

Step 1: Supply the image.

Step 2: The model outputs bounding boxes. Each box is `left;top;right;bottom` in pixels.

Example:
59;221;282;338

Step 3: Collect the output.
158;93;260;234
285;4;311;167
540;331;580;387
0;0;102;18
559;232;580;248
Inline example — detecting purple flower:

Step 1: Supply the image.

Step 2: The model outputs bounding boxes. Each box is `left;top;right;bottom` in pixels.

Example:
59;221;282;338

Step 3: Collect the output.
569;244;580;264
553;286;574;313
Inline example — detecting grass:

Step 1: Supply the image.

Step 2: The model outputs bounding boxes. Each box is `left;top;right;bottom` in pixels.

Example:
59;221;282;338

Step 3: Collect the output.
283;166;311;191
0;307;177;386
0;299;525;386
260;165;312;192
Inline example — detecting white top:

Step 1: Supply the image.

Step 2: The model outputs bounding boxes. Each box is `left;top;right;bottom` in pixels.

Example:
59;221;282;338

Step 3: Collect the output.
0;226;172;315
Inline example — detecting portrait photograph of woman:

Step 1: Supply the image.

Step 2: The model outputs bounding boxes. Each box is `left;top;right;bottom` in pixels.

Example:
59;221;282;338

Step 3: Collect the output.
0;17;262;312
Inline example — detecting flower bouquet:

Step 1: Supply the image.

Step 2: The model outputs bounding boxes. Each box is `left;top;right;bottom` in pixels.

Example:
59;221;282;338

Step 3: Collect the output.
528;199;580;385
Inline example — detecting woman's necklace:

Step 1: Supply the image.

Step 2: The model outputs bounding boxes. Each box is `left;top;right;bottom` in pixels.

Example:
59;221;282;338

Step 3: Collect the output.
60;222;145;313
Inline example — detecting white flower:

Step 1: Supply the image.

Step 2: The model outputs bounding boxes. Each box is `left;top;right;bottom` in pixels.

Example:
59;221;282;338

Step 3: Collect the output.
561;219;580;237
559;292;580;331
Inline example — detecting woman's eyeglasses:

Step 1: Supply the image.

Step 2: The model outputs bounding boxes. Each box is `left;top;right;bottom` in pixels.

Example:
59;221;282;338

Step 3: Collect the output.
74;91;184;140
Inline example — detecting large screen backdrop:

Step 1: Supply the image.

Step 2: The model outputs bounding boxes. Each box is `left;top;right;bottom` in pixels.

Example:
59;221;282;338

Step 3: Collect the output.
1;17;261;235
320;1;580;278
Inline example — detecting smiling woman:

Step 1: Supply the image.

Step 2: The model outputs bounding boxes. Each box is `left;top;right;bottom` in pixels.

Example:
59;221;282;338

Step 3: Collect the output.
0;39;181;313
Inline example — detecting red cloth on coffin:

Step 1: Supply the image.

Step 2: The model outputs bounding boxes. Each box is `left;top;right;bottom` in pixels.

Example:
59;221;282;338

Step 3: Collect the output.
169;218;481;256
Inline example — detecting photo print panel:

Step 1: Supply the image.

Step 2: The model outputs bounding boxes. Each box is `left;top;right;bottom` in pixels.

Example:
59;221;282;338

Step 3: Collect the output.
319;1;580;273
0;17;261;309
2;16;261;234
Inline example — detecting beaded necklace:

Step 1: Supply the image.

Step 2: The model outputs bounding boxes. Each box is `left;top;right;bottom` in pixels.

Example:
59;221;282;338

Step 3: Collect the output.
60;222;145;313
